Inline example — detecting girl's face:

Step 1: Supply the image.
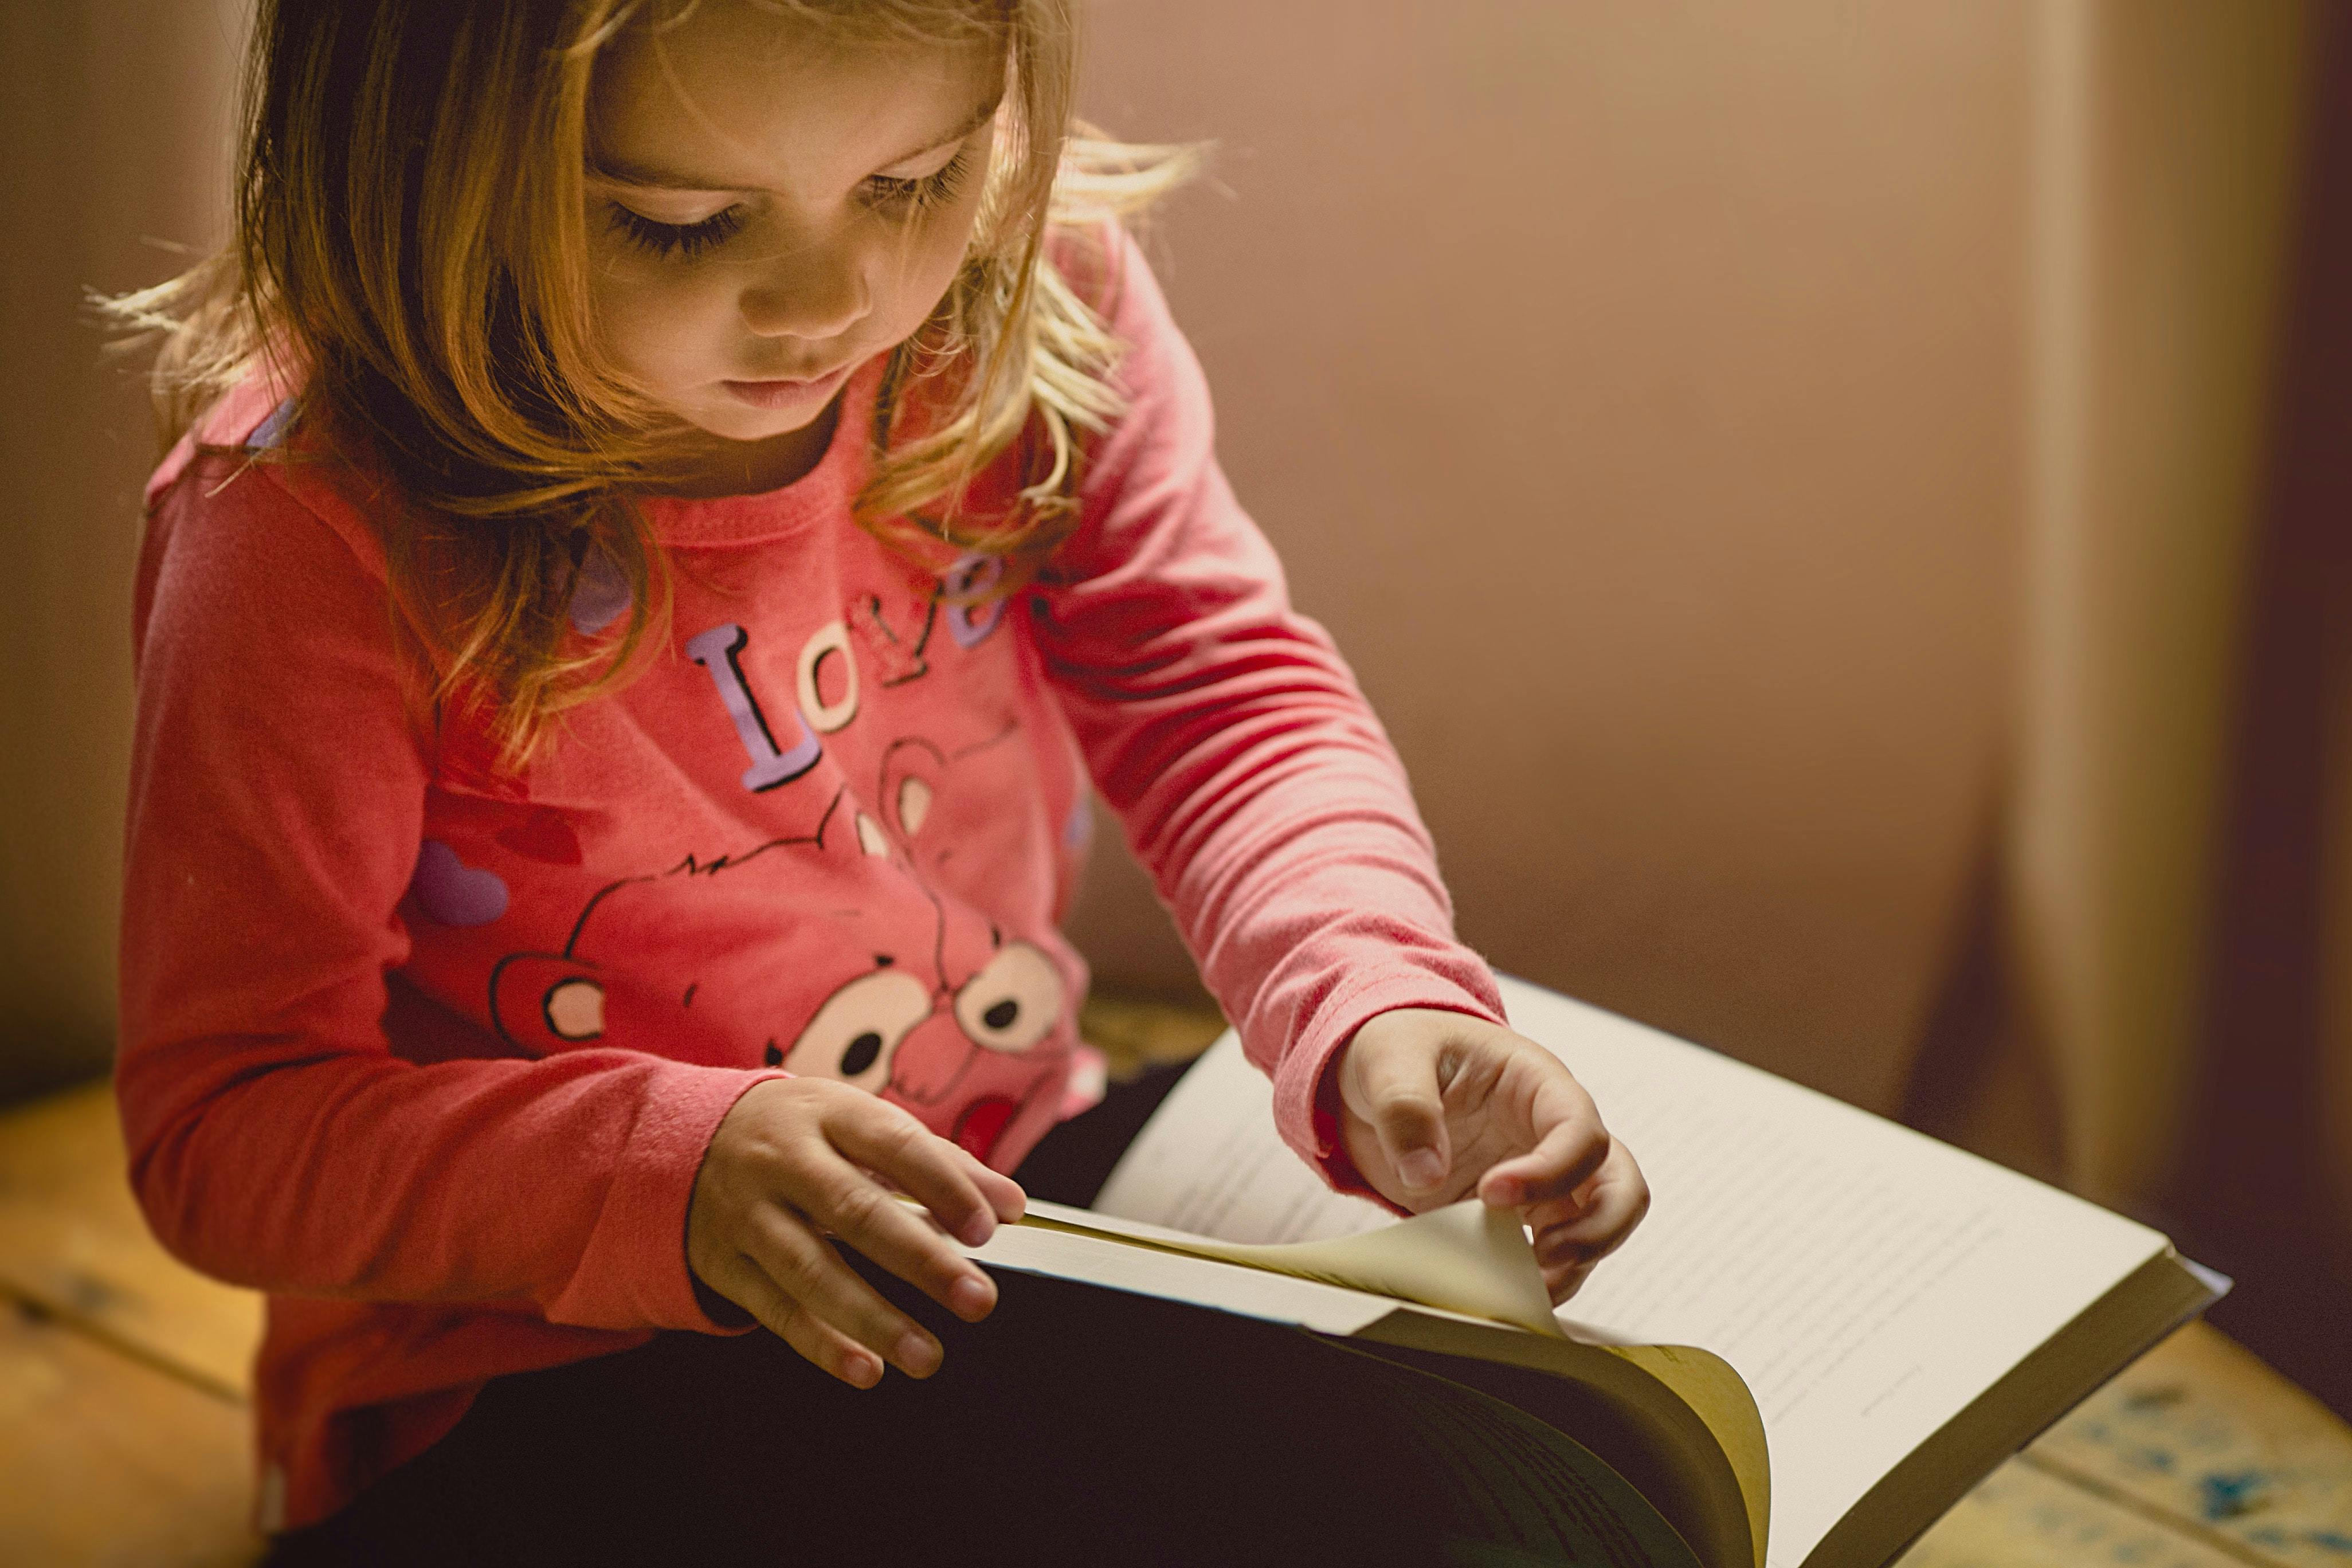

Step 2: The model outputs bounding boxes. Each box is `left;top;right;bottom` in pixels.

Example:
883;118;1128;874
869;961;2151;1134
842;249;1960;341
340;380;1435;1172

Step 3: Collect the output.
586;6;1002;493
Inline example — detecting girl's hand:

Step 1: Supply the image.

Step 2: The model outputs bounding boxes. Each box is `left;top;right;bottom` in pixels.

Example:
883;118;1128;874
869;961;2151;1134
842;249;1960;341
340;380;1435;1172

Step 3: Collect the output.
687;1077;1025;1387
1334;1008;1649;1305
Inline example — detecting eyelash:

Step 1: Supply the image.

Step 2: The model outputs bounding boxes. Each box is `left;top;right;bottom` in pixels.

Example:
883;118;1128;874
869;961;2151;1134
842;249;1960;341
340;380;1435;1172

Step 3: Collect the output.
606;148;978;261
606;204;745;260
866;147;976;216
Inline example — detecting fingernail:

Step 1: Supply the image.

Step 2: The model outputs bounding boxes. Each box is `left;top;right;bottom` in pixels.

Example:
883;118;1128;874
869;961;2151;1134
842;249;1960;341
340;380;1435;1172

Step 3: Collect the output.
896;1332;941;1377
950;1274;994;1320
959;1212;996;1248
847;1354;881;1389
1401;1150;1445;1190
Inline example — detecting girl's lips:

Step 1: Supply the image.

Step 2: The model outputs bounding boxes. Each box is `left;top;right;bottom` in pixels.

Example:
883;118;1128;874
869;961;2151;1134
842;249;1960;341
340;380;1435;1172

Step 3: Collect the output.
722;362;852;409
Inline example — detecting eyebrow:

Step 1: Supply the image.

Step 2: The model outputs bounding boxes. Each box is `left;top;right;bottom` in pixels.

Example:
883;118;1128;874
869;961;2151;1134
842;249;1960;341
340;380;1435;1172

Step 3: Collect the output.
591;92;1004;191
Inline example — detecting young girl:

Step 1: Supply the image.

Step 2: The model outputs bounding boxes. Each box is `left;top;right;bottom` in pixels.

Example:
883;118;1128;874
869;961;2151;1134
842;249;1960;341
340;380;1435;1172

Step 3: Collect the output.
112;0;1648;1559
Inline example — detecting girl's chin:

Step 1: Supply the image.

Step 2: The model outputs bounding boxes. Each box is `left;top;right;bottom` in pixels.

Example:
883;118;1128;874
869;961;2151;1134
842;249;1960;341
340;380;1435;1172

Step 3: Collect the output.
683;398;832;445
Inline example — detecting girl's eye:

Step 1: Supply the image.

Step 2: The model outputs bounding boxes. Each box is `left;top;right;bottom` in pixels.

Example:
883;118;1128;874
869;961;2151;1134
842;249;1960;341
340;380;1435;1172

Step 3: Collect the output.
606;203;745;260
600;144;975;256
864;148;976;218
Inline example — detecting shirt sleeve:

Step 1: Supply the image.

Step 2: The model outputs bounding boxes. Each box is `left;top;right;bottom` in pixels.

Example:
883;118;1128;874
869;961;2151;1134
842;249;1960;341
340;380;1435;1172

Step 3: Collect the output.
115;450;781;1334
1029;227;1508;1189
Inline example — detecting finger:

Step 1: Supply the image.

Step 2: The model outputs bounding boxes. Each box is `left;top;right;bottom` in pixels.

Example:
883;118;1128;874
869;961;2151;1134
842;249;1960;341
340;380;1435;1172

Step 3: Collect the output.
703;1248;883;1389
1520;1185;1596;1237
1344;1035;1452;1195
1542;1256;1597;1306
953;1143;1028;1224
830;1100;1004;1248
746;1208;946;1379
795;1150;1000;1324
900;1151;1025;1237
1534;1191;1641;1266
1534;1157;1649;1268
1477;1076;1608;1208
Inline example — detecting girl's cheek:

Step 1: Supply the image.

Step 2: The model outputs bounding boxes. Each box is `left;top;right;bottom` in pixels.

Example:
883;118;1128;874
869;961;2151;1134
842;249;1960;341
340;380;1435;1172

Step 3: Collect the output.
887;226;977;339
591;266;735;390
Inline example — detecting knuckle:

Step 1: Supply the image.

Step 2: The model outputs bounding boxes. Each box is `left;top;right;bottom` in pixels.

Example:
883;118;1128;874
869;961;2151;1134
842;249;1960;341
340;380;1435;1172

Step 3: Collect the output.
879;1111;928;1161
776;1240;831;1300
1375;1087;1439;1123
830;1179;887;1236
855;1303;911;1350
767;1296;815;1347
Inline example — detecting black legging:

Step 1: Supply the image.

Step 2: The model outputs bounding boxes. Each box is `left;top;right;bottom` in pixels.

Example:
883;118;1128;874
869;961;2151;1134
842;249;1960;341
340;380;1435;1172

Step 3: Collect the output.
260;1065;1600;1567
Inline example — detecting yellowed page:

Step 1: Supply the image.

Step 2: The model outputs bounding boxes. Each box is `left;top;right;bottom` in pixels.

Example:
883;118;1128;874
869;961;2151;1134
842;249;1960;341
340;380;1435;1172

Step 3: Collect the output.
1018;1197;1564;1336
963;1214;1405;1335
1610;1343;1771;1568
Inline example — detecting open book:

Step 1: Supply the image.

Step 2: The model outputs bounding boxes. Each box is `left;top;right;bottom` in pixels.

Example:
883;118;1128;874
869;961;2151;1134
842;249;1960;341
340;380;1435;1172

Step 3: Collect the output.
959;975;2223;1568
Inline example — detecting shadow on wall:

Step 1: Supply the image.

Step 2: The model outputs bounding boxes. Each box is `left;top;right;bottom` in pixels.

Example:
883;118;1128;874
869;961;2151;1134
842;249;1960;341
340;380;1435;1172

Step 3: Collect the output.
2154;3;2352;1421
0;2;245;1102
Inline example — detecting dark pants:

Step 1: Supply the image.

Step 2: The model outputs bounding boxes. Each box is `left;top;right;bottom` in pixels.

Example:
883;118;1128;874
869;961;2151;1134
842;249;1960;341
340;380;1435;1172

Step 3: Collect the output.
260;1066;1583;1566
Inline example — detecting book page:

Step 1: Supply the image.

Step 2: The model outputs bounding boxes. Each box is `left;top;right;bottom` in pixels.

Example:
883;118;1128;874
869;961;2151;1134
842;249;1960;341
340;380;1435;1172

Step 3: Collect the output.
965;1216;1403;1335
1019;1196;1565;1335
1093;975;2181;1568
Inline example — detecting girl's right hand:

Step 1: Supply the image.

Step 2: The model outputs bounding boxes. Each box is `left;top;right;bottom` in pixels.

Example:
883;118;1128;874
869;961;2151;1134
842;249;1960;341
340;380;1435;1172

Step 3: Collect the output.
686;1077;1025;1387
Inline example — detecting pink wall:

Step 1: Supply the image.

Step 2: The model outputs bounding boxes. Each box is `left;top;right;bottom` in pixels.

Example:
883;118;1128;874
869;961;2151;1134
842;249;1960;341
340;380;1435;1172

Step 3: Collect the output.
1069;1;2029;1110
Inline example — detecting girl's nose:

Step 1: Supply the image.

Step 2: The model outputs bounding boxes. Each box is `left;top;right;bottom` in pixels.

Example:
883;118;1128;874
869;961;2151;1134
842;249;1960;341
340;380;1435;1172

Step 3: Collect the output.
739;232;872;343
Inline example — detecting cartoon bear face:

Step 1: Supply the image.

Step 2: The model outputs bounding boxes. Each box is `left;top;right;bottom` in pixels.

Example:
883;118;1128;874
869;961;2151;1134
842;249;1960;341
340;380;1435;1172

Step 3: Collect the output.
485;783;1074;1163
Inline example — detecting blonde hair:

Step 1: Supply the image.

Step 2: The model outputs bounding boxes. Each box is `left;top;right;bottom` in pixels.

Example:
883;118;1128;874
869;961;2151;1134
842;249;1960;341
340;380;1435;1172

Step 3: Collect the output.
103;0;1195;762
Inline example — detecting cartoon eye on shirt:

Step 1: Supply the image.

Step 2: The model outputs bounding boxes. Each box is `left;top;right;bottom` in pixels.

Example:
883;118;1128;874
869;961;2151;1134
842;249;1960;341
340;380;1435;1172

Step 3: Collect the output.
779;933;1069;1163
953;942;1061;1055
778;963;931;1090
543;976;606;1042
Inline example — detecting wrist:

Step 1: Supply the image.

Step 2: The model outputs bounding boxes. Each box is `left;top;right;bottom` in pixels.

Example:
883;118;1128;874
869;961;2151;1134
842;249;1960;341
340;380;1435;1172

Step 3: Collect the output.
1311;1030;1403;1213
691;1271;756;1330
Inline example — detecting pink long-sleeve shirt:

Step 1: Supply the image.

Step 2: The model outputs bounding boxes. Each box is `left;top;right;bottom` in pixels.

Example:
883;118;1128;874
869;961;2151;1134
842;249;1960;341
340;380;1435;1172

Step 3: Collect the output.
116;227;1505;1533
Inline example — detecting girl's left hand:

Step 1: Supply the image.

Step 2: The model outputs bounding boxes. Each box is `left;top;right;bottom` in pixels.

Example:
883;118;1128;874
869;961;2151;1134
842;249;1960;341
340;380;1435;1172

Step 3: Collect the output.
1334;1008;1649;1304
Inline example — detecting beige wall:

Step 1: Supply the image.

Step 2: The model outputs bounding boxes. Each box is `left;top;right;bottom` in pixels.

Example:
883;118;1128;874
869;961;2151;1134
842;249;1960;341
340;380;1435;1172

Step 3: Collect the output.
0;2;246;1098
1071;0;2028;1112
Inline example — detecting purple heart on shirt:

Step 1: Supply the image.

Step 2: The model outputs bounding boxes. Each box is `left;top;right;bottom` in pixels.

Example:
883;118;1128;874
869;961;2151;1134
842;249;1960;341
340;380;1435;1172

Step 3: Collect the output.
410;839;509;927
943;552;1005;649
569;547;632;636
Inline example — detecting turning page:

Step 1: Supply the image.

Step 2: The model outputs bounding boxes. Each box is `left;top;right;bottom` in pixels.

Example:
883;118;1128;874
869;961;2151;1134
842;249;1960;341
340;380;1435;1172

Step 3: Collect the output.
1018;1196;1564;1335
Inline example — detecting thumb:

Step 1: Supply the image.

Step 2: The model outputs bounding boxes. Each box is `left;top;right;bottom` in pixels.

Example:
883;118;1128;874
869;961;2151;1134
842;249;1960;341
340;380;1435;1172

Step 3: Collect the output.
1344;1036;1451;1195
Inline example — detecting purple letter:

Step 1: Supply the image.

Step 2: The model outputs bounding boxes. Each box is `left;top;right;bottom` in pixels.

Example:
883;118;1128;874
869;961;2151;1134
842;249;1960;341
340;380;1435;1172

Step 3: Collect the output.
685;624;822;792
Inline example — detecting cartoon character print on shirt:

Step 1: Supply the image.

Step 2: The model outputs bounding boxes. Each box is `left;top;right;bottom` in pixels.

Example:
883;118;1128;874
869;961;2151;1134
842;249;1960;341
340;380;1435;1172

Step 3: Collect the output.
484;776;1072;1163
847;550;1006;690
481;549;1059;1164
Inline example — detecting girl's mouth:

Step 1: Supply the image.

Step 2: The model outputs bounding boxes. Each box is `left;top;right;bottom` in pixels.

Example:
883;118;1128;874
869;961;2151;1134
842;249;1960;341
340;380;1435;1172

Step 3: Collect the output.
722;363;852;409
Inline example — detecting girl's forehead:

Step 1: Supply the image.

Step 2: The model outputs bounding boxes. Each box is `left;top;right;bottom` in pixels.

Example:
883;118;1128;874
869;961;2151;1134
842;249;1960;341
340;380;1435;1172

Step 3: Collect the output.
590;3;1003;191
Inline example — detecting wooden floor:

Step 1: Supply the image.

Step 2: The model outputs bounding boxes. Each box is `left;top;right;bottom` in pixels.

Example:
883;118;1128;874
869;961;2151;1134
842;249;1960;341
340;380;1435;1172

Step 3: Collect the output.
3;998;2346;1566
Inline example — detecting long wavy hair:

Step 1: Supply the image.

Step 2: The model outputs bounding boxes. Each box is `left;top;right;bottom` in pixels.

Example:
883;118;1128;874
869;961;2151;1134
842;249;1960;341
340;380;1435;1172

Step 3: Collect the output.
103;0;1194;763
